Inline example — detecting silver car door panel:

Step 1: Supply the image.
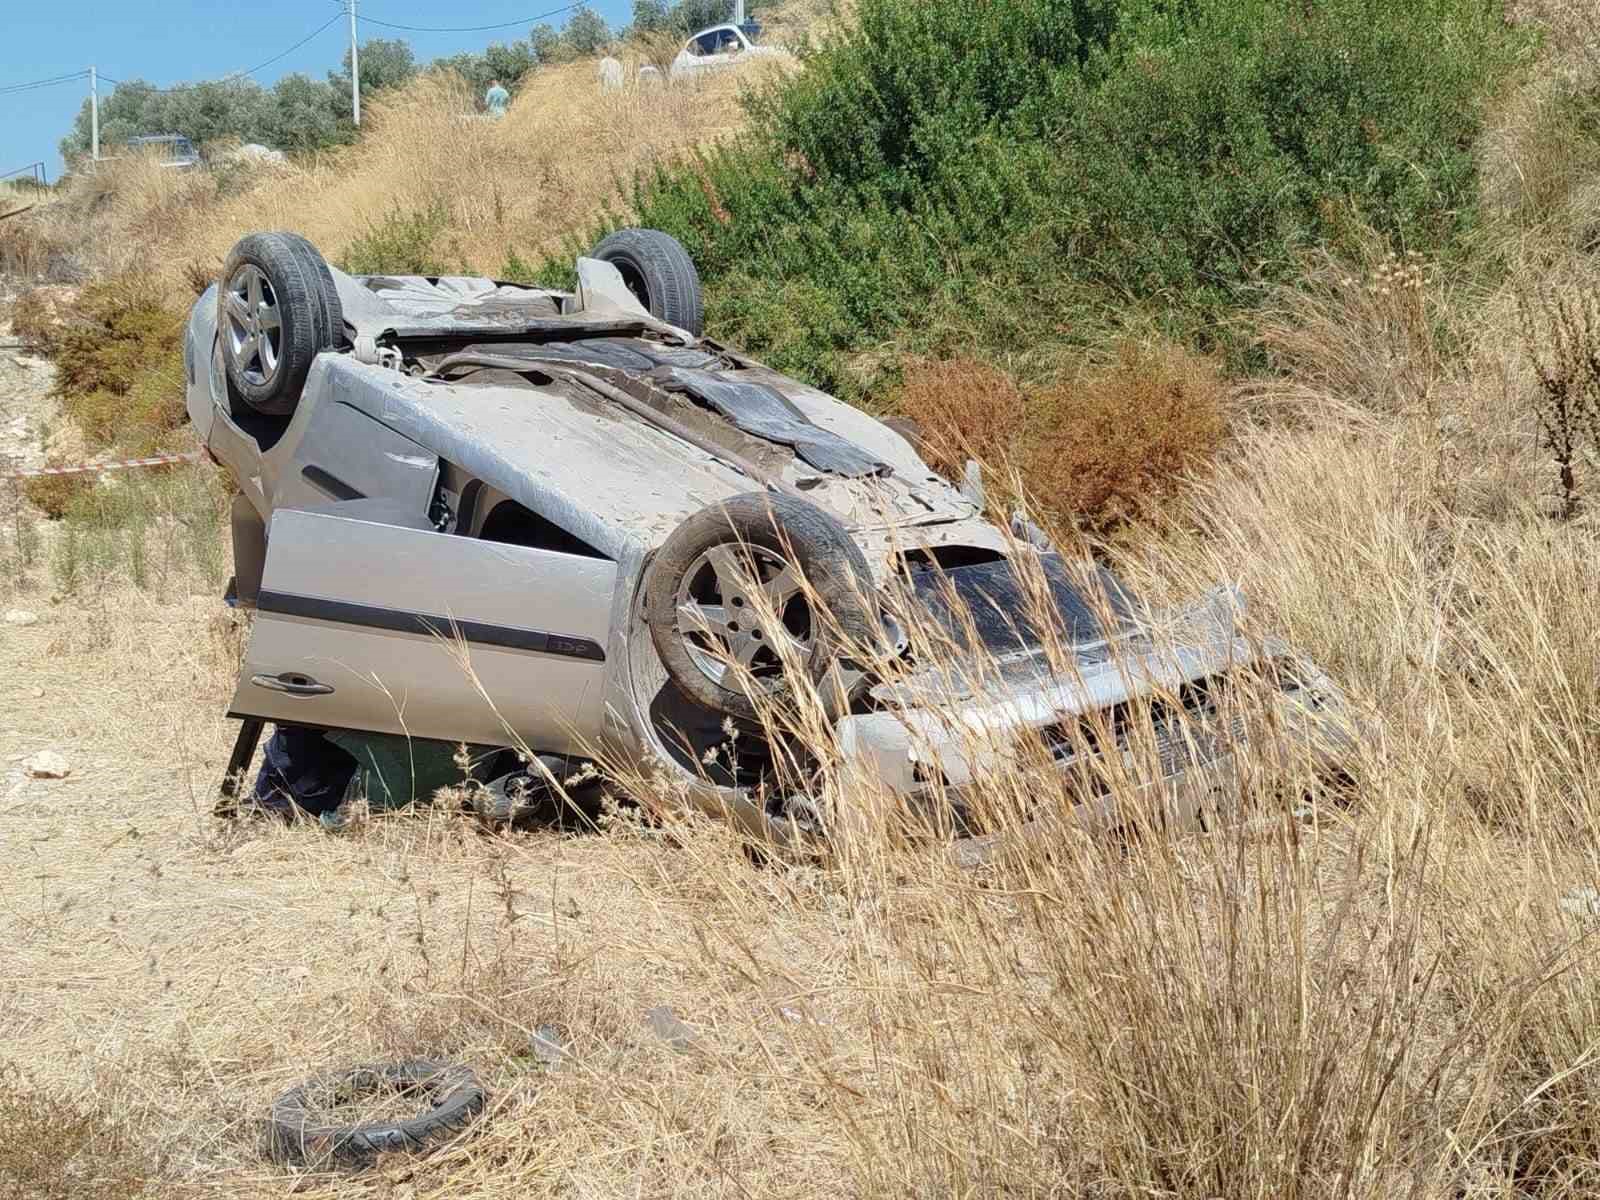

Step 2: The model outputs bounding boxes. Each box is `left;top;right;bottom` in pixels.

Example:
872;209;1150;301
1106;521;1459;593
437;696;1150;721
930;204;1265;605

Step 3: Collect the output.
230;510;617;751
271;387;440;514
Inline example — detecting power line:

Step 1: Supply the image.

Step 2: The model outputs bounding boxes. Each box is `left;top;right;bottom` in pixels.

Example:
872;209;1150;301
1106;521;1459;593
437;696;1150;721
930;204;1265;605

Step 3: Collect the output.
355;2;579;34
0;70;89;97
100;12;345;94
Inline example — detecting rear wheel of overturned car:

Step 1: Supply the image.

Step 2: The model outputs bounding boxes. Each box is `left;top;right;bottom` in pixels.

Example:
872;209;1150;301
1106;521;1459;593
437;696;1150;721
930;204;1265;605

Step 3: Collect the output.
218;232;344;417
589;227;704;336
643;492;877;725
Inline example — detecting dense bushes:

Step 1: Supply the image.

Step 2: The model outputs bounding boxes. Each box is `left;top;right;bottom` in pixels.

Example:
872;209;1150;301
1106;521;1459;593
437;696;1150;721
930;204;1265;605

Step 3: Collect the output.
609;0;1528;397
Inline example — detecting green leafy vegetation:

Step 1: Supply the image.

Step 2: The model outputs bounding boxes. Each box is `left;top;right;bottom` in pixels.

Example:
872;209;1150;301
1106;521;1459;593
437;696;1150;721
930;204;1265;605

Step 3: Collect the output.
594;0;1529;398
629;0;768;35
336;201;460;276
44;467;228;596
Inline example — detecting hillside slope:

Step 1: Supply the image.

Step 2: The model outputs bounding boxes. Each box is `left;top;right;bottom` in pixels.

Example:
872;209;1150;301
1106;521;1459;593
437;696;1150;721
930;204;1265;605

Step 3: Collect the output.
5;2;1600;1197
17;58;775;311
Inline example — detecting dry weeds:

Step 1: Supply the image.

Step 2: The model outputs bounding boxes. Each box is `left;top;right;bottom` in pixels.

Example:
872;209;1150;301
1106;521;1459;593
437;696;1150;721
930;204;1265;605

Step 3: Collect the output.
897;341;1228;531
3;7;1600;1199
22;60;774;312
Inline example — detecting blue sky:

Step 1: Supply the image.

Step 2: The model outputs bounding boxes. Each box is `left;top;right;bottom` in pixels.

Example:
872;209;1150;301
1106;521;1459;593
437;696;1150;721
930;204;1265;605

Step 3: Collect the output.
1;1;637;180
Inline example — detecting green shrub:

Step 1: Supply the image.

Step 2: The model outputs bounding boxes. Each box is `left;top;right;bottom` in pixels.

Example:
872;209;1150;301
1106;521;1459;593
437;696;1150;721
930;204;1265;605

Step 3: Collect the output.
577;0;1529;396
43;467;227;593
28;277;186;455
338;201;458;276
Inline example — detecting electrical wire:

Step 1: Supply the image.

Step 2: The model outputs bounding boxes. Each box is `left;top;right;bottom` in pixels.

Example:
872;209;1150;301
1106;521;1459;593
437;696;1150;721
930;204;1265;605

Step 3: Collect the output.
100;12;344;94
354;2;579;34
0;70;89;97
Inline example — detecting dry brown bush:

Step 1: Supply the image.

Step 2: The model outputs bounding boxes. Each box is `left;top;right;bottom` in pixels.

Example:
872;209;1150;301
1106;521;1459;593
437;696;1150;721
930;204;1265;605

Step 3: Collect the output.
1027;339;1229;531
895;356;1027;477
897;342;1227;531
9;284;78;354
0;1066;151;1200
19;462;92;519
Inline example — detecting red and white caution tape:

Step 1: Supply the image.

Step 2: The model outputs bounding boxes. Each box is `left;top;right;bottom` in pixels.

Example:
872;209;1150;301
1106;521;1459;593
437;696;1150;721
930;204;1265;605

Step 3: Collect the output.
2;451;203;481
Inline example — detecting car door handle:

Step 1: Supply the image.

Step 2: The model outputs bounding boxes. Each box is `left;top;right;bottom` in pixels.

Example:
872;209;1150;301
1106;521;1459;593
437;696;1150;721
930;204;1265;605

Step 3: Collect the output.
251;672;335;697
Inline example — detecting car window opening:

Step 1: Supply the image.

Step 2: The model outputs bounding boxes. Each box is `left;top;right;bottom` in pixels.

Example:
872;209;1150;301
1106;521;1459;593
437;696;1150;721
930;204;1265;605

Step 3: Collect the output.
903;552;1138;655
479;500;610;561
899;545;1007;572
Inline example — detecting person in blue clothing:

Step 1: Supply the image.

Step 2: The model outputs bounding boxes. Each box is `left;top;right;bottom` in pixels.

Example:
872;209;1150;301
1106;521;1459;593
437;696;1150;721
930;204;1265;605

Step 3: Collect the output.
484;79;510;117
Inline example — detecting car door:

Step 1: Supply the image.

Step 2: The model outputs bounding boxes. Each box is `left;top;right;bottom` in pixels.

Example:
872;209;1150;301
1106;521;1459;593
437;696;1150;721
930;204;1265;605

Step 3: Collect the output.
229;507;618;754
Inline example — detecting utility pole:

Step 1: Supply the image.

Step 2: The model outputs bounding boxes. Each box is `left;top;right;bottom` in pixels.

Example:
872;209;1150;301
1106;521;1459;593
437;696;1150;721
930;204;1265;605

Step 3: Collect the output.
347;0;361;127
733;0;745;27
89;65;99;162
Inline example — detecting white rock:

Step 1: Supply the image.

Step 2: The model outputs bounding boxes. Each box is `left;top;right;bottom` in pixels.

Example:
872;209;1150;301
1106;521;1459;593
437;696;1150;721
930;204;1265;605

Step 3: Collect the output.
3;610;38;626
24;751;70;779
29;687;44;699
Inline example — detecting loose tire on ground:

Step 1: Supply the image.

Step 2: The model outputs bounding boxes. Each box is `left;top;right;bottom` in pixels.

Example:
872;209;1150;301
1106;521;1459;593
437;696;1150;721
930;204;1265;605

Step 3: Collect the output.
642;492;877;724
218;232;344;417
265;1060;487;1169
589;228;704;336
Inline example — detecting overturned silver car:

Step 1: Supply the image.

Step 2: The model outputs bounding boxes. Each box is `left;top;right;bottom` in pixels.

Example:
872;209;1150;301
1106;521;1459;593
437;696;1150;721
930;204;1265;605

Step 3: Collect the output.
187;229;1359;845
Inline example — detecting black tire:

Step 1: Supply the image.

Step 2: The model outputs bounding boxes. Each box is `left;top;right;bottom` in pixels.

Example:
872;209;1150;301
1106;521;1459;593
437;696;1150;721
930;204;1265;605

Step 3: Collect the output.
265;1060;486;1169
218;232;344;417
642;492;877;725
590;228;704;336
278;231;346;353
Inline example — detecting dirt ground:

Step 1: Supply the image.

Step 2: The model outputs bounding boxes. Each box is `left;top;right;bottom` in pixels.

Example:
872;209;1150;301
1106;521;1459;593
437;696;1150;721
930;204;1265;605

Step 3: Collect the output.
0;579;902;1198
0;303;57;474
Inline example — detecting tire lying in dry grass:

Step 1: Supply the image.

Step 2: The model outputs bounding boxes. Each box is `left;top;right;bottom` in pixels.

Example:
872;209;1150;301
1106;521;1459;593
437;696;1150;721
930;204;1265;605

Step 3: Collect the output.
264;1060;487;1169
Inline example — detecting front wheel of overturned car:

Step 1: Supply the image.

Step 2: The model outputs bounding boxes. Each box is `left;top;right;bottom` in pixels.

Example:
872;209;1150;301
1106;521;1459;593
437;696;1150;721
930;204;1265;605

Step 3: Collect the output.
218;232;344;417
589;227;704;336
643;492;877;726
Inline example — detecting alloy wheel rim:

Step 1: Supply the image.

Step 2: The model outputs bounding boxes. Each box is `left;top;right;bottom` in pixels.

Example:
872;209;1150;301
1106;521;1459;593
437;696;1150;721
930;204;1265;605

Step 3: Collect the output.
223;264;283;387
675;543;813;689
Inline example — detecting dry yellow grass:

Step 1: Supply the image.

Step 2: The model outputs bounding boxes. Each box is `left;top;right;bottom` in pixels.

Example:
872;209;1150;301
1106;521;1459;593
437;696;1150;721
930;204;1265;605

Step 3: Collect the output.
31;59;773;310
6;6;1600;1198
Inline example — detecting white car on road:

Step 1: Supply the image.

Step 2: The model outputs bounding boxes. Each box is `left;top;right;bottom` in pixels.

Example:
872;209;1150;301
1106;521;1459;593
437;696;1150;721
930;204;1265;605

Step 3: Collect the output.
638;22;785;80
